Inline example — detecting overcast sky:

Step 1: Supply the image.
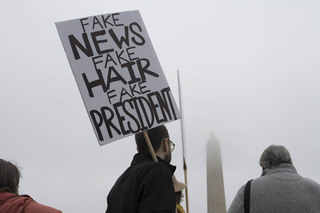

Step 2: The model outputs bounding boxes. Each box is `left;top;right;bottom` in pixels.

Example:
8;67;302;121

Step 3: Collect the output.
1;1;320;212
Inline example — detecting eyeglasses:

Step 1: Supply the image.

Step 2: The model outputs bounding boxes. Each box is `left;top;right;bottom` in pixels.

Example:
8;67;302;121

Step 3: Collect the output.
169;140;175;152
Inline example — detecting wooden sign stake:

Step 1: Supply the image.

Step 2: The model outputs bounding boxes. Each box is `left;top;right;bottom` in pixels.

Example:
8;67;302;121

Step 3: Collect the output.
183;158;190;213
178;70;190;213
143;131;158;162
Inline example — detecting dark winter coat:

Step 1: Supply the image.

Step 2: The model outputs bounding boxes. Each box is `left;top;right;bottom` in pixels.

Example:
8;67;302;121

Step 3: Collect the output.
106;153;176;213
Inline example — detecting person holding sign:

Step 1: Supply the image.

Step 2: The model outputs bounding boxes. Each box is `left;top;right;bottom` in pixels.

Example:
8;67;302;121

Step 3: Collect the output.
106;125;176;213
0;159;62;213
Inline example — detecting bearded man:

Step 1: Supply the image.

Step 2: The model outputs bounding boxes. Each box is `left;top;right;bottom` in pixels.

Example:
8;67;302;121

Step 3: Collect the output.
106;125;176;213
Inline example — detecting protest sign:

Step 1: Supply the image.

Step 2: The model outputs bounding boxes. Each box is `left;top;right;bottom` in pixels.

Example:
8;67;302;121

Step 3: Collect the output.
56;10;180;145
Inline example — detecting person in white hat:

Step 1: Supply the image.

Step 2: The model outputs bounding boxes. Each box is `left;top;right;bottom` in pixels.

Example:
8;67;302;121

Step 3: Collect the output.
172;175;187;213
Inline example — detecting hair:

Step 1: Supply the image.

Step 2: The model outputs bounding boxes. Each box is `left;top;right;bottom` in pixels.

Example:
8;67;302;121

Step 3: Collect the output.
135;125;169;153
0;159;21;194
259;145;292;169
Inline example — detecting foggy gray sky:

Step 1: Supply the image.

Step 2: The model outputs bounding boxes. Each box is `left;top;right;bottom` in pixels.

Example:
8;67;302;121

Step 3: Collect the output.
1;1;320;213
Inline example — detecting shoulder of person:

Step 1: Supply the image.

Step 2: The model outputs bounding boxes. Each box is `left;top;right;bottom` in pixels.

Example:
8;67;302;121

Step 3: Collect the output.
301;176;320;188
140;160;170;172
147;162;173;178
22;196;62;213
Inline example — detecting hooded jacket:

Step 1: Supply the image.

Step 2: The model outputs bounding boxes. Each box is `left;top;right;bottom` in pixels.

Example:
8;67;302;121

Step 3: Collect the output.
228;164;320;213
106;152;176;213
0;192;62;213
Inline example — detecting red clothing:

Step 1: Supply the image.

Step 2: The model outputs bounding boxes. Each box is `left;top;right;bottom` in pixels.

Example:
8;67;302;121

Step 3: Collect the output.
0;192;62;213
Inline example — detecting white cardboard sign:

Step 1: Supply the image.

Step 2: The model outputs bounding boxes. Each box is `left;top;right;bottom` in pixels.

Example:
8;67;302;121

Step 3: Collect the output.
56;10;180;145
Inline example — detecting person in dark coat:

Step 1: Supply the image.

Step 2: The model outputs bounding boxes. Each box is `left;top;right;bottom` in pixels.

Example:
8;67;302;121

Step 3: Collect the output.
106;125;177;213
0;159;62;213
228;145;320;213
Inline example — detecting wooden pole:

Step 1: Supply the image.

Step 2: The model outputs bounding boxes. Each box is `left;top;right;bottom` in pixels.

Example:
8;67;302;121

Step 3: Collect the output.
143;131;158;162
177;70;190;213
183;158;190;213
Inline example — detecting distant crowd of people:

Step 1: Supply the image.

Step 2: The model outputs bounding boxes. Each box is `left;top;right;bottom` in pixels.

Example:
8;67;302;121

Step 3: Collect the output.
1;125;320;212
